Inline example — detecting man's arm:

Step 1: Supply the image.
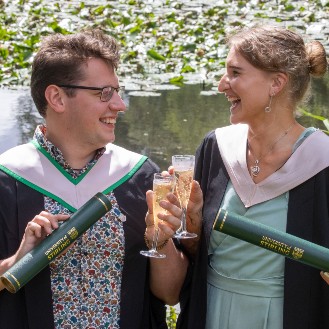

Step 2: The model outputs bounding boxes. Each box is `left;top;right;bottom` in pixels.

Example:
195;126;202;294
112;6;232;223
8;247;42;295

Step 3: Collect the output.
0;212;69;292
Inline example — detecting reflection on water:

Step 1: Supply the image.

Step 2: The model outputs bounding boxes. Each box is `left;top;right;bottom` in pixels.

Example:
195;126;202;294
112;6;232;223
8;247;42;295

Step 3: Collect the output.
0;89;31;154
0;79;328;170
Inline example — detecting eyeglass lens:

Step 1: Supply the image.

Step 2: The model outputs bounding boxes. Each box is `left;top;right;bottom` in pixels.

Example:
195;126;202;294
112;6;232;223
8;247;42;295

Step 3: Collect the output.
101;87;125;102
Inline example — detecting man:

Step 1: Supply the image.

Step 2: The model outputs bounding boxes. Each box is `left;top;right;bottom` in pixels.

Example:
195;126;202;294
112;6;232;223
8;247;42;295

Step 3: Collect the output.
0;29;188;329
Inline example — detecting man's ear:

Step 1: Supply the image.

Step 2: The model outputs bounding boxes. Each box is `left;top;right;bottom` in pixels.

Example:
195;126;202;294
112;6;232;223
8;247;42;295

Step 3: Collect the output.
44;85;65;113
271;72;288;95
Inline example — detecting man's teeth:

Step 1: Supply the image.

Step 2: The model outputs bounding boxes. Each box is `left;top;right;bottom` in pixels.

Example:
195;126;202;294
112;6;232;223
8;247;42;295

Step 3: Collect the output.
101;118;116;124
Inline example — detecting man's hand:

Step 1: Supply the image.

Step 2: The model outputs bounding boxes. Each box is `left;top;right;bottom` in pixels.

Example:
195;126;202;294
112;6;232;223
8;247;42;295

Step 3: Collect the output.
0;211;69;281
15;212;69;263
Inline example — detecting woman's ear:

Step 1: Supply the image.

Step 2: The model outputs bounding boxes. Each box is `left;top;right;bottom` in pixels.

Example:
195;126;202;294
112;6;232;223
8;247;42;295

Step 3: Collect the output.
271;72;288;95
44;85;65;113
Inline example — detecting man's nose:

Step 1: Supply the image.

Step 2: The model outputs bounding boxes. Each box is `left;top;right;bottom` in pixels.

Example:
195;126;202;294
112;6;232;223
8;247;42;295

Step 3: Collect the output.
109;92;126;112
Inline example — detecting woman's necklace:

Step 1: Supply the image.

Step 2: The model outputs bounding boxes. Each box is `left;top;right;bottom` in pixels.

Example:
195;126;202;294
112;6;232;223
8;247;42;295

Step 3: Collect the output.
247;122;296;177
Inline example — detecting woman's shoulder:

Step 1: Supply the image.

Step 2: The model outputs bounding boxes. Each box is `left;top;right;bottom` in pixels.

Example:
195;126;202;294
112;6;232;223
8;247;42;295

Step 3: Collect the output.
215;123;248;135
202;124;246;140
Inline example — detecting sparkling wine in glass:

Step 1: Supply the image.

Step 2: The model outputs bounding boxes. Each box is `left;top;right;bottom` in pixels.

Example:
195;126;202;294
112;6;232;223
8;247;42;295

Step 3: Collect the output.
172;155;197;239
140;173;174;258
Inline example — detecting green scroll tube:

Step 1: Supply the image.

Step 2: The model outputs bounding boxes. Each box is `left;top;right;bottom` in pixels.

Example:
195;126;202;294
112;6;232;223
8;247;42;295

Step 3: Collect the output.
0;192;112;293
213;208;329;272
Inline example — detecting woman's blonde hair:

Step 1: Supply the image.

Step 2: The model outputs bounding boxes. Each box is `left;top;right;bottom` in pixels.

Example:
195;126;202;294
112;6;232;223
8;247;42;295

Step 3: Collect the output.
226;25;328;105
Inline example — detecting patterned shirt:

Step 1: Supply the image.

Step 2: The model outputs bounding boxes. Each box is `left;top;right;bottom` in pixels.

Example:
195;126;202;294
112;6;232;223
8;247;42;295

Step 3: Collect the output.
34;125;125;329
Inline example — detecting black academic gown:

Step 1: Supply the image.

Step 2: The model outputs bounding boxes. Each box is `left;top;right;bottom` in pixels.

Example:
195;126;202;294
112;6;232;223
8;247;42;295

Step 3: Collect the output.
0;159;167;329
177;130;329;329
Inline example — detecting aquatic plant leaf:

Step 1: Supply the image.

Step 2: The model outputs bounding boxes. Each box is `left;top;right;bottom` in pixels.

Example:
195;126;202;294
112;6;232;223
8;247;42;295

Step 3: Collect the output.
181;65;195;73
147;49;166;61
91;6;106;15
301;109;327;121
129;26;141;34
169;75;184;84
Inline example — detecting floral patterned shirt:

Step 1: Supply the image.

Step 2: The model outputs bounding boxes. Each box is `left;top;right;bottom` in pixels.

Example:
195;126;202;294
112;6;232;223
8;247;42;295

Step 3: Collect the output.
34;125;125;329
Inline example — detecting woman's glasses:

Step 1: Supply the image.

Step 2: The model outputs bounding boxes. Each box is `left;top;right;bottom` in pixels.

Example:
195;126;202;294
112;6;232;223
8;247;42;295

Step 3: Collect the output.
58;84;125;102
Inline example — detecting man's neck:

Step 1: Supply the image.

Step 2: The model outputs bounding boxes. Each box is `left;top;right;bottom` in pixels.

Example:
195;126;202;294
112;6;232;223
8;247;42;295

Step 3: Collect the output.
44;127;99;170
57;144;97;170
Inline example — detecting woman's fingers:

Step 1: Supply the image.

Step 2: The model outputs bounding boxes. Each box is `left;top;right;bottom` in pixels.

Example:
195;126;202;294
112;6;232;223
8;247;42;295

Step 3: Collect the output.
186;181;203;222
188;180;203;207
165;192;181;209
145;188;182;239
145;176;201;240
157;194;182;233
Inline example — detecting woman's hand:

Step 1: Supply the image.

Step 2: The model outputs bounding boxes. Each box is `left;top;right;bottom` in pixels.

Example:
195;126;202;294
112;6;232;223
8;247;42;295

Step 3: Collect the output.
185;180;203;236
166;165;204;237
144;182;189;306
164;165;204;257
144;190;182;245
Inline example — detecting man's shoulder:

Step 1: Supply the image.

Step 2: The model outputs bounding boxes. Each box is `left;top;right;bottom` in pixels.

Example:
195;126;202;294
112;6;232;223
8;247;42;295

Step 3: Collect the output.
0;143;35;163
0;143;41;180
106;143;160;173
105;143;142;157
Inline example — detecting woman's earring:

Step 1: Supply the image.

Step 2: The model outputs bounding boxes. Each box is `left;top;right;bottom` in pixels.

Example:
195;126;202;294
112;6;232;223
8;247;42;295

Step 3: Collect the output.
264;94;274;113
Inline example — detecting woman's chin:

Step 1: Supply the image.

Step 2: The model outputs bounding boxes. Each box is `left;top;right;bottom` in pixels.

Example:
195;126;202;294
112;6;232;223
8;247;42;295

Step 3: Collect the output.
229;112;241;125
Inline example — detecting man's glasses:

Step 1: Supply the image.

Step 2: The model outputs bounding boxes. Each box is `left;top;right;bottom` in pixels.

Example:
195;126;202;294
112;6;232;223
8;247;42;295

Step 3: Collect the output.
58;84;125;102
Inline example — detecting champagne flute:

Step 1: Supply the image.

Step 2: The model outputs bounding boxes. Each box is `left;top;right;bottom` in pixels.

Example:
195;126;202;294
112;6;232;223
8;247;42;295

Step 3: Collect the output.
172;155;197;239
140;173;174;258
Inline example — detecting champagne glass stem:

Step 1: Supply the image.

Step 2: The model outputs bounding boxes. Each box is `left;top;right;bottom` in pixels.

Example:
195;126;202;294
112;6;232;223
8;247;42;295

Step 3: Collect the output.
181;207;187;232
140;173;172;259
151;228;160;251
140;226;166;258
173;201;197;239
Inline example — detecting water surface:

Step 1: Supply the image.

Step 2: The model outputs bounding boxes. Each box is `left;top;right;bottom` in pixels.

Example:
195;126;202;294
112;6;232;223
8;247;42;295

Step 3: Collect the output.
0;78;328;170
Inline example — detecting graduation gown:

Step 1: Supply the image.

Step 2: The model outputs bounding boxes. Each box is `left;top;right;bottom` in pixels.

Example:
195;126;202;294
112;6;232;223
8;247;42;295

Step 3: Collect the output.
0;142;167;329
178;128;329;329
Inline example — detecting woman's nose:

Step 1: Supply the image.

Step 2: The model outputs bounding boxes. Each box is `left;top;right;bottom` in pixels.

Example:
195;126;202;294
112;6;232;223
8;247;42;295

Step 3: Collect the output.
218;74;229;93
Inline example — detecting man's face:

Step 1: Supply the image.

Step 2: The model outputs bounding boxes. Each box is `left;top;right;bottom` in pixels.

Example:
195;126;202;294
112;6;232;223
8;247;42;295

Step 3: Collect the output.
59;58;126;151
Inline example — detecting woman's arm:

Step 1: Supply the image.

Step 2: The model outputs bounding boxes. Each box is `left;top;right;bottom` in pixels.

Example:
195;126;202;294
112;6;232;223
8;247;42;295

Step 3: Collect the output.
147;180;203;305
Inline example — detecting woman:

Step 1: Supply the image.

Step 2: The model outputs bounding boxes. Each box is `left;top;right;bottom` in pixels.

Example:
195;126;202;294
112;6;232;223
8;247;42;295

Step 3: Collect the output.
178;25;329;329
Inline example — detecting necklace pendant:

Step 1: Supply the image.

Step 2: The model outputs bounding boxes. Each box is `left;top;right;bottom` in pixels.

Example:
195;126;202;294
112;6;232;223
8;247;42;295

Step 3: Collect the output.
250;160;260;177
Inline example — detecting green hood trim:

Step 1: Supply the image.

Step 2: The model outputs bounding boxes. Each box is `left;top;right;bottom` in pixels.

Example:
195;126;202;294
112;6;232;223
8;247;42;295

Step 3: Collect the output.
31;140;94;185
0;155;148;213
103;155;148;195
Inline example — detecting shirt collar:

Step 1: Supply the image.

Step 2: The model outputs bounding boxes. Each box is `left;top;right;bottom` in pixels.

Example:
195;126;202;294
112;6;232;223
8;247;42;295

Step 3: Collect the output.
33;125;106;178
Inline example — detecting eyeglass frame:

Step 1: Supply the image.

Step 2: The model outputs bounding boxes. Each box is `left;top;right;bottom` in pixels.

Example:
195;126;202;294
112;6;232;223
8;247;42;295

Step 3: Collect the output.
58;84;125;102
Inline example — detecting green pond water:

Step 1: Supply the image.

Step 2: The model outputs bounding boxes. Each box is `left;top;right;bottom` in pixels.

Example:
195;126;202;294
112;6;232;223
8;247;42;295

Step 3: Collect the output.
1;76;328;170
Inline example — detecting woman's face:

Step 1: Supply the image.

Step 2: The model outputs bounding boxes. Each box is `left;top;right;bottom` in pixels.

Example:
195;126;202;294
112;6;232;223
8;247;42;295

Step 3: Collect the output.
218;47;274;126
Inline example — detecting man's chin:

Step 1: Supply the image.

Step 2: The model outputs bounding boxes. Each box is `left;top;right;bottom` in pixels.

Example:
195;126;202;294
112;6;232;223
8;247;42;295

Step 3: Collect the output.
107;135;115;144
